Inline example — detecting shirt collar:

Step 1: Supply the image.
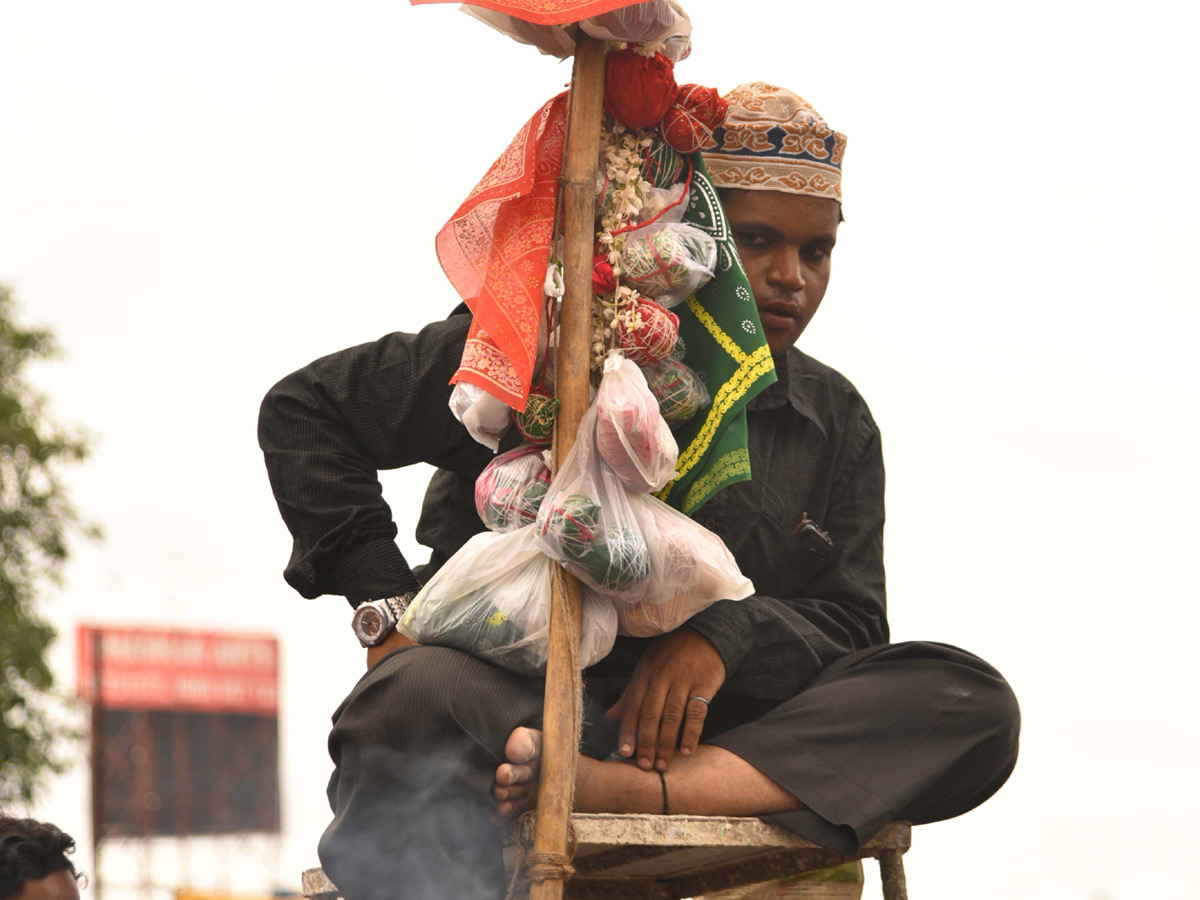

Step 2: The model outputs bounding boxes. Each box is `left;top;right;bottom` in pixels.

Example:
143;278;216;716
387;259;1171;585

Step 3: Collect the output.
747;347;827;438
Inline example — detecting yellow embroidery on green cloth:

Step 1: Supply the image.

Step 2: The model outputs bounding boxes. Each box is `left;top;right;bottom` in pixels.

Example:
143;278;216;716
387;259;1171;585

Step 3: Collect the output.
682;448;752;515
487;610;509;628
658;344;774;501
687;296;748;365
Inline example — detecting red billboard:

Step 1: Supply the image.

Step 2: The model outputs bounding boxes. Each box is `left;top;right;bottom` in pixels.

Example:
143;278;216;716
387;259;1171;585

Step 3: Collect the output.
77;625;278;715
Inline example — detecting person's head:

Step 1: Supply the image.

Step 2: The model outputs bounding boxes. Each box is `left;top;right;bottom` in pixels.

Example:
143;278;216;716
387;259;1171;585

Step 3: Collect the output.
703;83;846;355
0;817;83;900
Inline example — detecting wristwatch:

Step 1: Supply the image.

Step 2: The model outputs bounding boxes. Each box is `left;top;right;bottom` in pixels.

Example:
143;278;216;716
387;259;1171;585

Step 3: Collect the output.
351;593;416;648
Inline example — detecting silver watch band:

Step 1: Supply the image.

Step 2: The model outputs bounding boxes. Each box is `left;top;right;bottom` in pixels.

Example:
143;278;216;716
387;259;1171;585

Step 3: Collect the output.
352;592;417;647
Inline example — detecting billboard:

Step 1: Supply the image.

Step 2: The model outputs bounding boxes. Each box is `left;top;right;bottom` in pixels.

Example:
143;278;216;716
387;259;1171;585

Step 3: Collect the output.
77;626;278;715
78;625;281;837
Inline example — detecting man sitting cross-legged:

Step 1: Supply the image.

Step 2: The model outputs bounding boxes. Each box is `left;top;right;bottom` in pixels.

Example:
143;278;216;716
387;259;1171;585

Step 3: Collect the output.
259;83;1019;900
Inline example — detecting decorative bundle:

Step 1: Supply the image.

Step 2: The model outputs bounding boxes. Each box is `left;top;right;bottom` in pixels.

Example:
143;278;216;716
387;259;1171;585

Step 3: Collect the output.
642;139;686;188
659;84;729;154
475;443;552;532
576;524;651;593
537;493;650;593
615;297;680;365
641;357;711;425
594;351;678;491
513;389;559;445
620;223;718;307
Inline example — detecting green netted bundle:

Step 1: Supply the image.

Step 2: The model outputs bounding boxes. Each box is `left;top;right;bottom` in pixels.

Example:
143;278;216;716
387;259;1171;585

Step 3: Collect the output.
643;140;685;188
538;493;602;560
404;591;527;658
622;225;717;304
577;525;651;592
642;357;710;425
513;391;559;445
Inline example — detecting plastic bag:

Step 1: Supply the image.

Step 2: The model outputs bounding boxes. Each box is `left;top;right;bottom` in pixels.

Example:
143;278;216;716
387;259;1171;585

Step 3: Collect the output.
594;351;678;492
475;444;552;532
463;0;691;61
641;357;711;425
399;526;618;676
614;492;755;637
621;222;717;308
449;382;511;451
637;182;688;226
535;407;652;598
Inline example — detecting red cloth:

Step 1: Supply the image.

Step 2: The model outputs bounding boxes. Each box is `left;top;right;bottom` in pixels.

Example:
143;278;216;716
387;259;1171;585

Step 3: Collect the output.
604;49;678;129
439;96;568;410
412;0;645;27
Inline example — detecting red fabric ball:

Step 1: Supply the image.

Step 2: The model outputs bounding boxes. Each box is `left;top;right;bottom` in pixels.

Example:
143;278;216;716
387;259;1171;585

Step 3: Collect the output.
604;49;679;130
615;299;680;366
659;83;728;154
593;255;616;294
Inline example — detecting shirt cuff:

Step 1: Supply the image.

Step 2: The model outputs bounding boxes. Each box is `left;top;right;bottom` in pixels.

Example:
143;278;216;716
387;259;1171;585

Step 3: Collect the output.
326;538;423;608
686;598;754;679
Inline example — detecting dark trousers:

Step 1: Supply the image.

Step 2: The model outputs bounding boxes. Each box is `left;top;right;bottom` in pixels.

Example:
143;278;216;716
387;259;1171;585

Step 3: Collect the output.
318;641;1019;900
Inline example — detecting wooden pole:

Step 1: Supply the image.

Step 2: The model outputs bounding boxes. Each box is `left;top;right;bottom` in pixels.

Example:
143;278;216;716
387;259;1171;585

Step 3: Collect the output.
529;32;606;900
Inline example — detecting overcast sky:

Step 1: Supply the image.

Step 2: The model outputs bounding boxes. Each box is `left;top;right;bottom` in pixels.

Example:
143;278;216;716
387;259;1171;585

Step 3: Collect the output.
2;1;1198;897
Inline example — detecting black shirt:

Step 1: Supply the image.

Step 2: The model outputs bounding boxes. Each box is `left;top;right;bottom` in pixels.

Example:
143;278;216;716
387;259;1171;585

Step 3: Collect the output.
258;309;888;700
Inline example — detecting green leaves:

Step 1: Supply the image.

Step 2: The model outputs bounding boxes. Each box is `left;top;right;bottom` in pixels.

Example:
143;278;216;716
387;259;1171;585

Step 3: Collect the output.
0;284;93;806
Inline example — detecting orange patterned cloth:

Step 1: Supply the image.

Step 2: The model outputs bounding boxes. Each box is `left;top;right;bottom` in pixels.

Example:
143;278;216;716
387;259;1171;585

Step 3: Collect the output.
439;95;568;410
412;0;642;27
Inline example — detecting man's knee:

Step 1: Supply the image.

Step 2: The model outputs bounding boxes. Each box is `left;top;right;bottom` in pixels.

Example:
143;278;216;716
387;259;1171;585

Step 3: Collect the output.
330;645;542;756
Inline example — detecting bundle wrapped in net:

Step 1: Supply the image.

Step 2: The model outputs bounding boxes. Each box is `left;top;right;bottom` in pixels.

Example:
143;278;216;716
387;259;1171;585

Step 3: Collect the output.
513;389;559;445
641;357;711;426
642;139;686;188
399;526;618;676
537;493;650;594
615;297;680;366
621;222;717;308
534;407;653;600
475;443;552;532
594;351;678;492
612;492;755;637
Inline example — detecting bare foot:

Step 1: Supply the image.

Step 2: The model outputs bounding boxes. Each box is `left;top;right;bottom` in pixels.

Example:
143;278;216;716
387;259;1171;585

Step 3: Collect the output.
492;726;542;823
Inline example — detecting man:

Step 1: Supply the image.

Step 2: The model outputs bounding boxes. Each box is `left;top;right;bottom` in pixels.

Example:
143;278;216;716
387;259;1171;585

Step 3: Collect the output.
0;816;83;900
259;83;1019;900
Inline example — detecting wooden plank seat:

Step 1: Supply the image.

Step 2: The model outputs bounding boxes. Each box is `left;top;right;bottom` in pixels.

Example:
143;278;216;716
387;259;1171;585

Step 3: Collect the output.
302;814;910;900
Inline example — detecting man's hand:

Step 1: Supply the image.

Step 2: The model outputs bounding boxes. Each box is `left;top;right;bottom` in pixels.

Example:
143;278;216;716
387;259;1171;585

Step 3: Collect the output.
366;630;419;668
605;626;725;772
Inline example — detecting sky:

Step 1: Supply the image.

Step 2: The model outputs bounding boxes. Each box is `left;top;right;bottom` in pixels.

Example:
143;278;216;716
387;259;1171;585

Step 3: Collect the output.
2;0;1199;897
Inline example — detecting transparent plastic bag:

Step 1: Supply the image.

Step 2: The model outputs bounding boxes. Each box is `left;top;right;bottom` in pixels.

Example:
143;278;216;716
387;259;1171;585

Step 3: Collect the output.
641;357;711;426
614;492;755;637
594;351;678;492
620;222;718;308
637;182;689;226
475;443;552;532
464;0;691;61
535;406;652;598
449;382;512;451
399;526;618;676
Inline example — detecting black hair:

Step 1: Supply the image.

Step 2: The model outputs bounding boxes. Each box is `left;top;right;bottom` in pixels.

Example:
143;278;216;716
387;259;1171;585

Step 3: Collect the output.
0;816;81;899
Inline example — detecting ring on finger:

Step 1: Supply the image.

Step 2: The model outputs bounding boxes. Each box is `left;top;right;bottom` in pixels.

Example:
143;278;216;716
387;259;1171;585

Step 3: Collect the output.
688;696;710;706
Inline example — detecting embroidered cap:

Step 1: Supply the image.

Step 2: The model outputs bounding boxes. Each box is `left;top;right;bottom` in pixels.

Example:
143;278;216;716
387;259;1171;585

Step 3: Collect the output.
702;83;846;201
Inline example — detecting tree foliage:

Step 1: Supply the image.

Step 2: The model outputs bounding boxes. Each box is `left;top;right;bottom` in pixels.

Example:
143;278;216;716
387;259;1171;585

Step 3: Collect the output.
0;283;93;806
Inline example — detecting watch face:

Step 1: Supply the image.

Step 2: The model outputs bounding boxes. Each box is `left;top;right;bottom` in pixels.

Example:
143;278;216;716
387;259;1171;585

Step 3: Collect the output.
357;607;385;642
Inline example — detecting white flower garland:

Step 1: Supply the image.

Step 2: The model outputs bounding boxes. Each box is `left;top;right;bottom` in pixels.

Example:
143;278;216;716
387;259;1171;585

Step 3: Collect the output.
593;120;655;369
